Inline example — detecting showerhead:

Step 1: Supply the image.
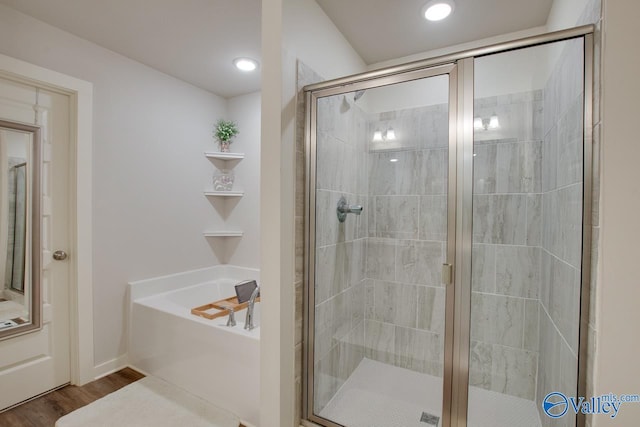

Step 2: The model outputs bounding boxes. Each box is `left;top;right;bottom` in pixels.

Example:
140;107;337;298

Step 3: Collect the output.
354;89;366;102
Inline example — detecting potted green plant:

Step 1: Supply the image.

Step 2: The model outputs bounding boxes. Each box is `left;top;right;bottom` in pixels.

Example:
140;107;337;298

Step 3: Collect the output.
214;119;239;153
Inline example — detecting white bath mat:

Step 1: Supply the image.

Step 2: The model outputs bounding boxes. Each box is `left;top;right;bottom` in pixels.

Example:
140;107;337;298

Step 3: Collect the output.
55;376;240;427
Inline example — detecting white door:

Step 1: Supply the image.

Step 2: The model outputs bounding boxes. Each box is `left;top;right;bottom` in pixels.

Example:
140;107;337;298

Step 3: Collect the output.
0;76;71;410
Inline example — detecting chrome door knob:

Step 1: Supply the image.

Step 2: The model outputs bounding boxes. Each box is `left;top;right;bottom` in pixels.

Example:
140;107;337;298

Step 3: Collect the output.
52;250;68;261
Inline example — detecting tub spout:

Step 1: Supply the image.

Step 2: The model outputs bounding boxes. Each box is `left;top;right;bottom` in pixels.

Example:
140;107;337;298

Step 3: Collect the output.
244;286;260;330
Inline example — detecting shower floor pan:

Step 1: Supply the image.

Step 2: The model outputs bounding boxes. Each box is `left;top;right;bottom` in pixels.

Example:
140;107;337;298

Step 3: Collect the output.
319;358;541;427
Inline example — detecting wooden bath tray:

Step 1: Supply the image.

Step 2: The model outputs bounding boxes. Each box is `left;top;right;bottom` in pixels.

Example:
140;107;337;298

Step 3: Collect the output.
191;295;261;320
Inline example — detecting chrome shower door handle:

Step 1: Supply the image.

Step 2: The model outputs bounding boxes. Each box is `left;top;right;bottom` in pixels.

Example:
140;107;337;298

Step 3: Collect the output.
442;263;453;285
337;196;363;222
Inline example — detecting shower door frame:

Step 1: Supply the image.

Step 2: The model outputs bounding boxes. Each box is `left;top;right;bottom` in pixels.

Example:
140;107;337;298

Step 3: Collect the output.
303;24;594;427
304;63;460;427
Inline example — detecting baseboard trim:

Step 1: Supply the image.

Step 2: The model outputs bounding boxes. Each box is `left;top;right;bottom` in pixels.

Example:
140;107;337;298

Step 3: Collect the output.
93;354;128;380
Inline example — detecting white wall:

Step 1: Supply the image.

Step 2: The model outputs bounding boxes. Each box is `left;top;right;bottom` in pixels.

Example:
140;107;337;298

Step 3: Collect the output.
547;0;591;31
226;91;261;268
260;0;366;425
282;0;366;81
261;0;287;425
361;43;549;115
545;0;592;85
596;0;640;424
362;27;549;114
0;4;229;369
361;76;449;114
473;46;550;97
5;133;27;158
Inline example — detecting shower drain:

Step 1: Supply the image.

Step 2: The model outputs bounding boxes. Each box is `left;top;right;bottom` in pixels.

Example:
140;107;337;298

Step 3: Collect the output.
420;412;440;426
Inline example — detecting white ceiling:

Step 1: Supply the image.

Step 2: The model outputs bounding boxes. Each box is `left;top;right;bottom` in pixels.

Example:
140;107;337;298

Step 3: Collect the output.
0;0;555;97
315;0;554;65
0;0;262;98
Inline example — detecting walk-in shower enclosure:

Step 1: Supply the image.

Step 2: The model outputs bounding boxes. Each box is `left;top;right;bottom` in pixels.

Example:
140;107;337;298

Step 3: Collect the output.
303;26;594;427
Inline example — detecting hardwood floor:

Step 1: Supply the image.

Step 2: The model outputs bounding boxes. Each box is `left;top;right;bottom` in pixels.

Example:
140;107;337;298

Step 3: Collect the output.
0;368;145;427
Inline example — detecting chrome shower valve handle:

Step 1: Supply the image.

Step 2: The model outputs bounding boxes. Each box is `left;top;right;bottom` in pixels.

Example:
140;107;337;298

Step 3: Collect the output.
336;196;363;222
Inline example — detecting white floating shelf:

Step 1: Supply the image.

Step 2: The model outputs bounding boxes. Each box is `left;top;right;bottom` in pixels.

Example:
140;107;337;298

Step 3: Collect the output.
203;231;244;237
204;151;245;160
204;191;244;197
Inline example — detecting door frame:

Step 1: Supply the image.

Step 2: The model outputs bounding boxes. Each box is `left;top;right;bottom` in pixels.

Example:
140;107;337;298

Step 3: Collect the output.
0;53;94;386
302;24;595;427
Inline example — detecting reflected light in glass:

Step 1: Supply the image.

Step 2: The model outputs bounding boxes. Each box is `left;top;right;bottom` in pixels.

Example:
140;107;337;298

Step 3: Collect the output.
386;128;396;140
489;115;500;129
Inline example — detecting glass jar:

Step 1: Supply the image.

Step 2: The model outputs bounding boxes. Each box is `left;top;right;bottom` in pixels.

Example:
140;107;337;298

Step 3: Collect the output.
212;169;234;191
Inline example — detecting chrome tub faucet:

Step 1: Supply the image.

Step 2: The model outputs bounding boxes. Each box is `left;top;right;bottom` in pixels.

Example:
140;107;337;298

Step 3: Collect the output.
225;307;236;327
244;285;260;330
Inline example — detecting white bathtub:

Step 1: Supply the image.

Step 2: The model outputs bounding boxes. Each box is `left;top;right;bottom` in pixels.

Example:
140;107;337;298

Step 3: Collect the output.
128;266;260;426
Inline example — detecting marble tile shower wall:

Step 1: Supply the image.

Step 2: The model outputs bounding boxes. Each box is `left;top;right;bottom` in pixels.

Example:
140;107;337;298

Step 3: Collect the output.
304;86;584;412
363;104;449;378
537;38;585;427
470;91;544;401
361;94;545;401
313;92;369;412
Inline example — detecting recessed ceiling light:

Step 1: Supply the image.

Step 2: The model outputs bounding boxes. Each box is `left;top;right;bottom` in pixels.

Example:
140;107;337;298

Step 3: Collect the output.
233;58;259;72
423;0;454;21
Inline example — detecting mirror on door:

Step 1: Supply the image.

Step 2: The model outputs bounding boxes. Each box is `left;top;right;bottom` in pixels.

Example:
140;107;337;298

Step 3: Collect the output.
0;120;40;340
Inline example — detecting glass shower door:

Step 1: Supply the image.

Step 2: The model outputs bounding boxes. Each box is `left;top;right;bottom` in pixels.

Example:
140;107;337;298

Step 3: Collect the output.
468;38;586;427
304;29;593;427
307;67;456;427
